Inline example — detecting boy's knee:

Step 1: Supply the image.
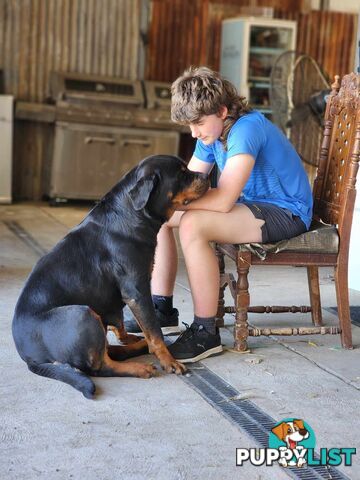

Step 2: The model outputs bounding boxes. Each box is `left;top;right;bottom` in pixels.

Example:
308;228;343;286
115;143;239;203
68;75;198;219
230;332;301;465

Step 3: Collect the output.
179;211;203;245
166;210;184;228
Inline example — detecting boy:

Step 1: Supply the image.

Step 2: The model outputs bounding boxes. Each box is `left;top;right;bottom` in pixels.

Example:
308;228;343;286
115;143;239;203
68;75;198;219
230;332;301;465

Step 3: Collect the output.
127;66;312;363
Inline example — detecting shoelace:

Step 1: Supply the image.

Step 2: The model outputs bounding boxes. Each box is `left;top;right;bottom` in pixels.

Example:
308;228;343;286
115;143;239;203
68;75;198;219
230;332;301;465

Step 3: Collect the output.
175;322;203;343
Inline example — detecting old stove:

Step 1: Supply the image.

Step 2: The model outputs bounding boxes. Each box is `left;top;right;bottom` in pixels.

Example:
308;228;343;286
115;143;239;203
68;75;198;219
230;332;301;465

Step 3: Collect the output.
48;72;180;203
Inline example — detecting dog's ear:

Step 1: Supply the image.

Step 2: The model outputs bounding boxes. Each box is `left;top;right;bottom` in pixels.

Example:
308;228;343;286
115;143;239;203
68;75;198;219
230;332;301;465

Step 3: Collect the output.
293;419;305;430
128;173;157;210
271;422;287;441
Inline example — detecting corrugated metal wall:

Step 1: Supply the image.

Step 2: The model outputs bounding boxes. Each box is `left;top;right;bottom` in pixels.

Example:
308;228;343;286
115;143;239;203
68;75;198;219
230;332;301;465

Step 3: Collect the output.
146;1;358;82
5;0;353;96
0;0;141;102
1;0;358;200
279;10;357;81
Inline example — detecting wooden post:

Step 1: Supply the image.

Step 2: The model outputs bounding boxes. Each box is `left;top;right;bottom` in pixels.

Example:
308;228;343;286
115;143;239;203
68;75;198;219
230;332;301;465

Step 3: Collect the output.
234;252;251;351
215;245;226;328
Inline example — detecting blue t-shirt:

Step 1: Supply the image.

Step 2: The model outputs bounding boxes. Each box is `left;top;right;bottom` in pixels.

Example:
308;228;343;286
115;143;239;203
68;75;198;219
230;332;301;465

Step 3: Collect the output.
194;110;313;228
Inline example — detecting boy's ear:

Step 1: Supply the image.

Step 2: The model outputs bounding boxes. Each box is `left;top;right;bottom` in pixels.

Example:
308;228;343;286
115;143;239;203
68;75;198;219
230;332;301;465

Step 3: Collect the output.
218;105;228;119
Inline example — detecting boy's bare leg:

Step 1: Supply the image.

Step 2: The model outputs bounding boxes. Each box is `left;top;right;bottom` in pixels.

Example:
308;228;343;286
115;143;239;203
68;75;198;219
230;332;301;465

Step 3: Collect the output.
179;205;264;317
151;211;184;296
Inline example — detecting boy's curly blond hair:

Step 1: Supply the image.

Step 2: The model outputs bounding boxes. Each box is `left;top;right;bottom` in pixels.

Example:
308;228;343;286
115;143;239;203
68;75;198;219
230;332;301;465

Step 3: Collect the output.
171;66;251;150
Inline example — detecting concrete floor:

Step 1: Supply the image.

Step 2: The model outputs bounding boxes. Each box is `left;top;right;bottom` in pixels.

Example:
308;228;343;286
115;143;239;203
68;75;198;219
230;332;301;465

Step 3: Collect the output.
1;202;360;480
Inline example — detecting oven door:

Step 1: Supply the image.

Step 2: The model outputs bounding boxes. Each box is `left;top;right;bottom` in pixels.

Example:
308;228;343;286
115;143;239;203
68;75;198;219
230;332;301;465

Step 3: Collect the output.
49;122;179;201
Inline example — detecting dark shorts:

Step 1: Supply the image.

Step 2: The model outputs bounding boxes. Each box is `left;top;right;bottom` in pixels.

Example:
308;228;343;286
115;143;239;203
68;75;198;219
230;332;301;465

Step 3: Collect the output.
243;202;307;243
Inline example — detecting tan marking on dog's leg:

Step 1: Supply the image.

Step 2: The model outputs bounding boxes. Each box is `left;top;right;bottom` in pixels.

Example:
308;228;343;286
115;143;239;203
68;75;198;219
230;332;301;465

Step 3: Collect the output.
146;336;187;375
126;301;186;374
121;333;144;344
107;321;142;345
96;351;156;378
107;325;142;344
107;339;148;360
107;325;122;341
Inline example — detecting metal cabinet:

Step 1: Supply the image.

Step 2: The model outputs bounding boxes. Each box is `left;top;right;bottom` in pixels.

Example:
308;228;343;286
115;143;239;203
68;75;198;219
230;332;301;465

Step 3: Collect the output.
220;16;296;119
50;122;179;201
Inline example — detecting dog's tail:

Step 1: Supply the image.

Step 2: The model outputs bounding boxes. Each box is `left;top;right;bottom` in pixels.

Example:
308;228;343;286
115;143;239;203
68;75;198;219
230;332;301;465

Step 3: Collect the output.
28;362;96;399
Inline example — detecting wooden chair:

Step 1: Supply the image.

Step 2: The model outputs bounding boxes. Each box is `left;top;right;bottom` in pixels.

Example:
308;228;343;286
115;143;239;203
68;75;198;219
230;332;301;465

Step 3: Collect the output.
215;72;360;352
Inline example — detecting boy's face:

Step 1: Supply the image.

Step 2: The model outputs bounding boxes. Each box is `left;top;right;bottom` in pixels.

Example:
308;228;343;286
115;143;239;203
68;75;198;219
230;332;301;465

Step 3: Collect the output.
188;107;227;145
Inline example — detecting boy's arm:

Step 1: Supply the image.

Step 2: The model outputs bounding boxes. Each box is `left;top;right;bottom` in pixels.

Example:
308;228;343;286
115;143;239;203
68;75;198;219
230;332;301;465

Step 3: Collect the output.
187;155;215;174
184;153;255;213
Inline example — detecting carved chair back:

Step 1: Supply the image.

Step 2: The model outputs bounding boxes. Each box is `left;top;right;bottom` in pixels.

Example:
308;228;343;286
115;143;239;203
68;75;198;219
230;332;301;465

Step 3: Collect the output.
313;73;360;239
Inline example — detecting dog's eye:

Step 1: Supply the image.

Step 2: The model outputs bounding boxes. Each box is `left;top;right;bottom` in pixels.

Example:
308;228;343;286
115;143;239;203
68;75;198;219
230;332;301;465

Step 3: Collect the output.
183;199;191;205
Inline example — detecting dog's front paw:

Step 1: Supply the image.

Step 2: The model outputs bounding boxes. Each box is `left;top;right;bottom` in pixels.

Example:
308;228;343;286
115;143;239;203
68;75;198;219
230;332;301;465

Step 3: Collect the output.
149;341;187;374
134;363;157;378
161;357;187;375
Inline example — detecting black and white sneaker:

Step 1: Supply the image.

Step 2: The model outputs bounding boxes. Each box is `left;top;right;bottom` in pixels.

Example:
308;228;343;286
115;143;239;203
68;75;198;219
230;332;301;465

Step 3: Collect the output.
167;323;223;363
123;305;181;335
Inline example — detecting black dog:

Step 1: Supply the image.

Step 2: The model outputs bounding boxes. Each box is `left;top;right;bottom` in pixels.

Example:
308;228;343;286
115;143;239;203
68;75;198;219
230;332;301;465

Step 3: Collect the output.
12;155;209;398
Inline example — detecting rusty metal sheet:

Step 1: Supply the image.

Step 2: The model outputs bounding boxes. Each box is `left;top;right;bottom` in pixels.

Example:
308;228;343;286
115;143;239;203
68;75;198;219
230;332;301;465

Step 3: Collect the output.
0;0;141;102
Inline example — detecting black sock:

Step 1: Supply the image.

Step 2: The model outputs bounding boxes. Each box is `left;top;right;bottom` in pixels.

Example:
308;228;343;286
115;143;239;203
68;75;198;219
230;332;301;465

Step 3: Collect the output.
193;315;216;335
152;295;173;315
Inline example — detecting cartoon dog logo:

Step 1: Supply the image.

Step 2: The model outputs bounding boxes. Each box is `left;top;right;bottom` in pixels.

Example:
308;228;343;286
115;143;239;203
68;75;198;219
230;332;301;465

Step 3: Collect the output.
271;419;309;467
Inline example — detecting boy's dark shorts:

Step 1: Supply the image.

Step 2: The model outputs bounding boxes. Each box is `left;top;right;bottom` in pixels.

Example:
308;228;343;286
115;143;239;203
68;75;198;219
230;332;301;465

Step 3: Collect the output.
243;202;307;243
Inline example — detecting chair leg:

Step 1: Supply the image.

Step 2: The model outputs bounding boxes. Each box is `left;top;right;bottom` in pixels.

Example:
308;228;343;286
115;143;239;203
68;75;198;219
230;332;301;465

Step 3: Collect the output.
334;262;353;349
234;254;250;352
307;266;322;326
215;245;225;328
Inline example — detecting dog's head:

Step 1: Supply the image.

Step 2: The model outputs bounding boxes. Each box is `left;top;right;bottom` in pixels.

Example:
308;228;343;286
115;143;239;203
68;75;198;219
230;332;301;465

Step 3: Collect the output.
128;155;209;220
271;420;309;447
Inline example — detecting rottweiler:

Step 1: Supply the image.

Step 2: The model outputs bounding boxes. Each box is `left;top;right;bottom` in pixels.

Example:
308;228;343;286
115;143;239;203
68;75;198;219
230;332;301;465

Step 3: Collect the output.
12;155;209;398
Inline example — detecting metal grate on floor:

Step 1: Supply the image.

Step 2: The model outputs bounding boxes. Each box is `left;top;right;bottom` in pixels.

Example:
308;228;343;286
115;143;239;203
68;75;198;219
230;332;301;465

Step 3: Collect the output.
327;306;360;328
3;220;48;257
182;364;352;480
4;219;353;478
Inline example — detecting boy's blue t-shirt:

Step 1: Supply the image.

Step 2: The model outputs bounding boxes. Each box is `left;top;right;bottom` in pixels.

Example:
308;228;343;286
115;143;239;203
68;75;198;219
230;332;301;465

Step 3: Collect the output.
194;110;313;229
